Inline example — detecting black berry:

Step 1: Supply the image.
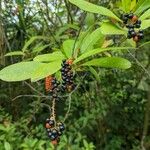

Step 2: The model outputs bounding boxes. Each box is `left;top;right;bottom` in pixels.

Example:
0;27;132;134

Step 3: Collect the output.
128;13;134;19
131;31;136;37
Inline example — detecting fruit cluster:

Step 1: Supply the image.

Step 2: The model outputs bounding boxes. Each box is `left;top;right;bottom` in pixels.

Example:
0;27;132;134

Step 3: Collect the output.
45;117;65;145
61;59;75;92
44;59;74;145
122;13;144;42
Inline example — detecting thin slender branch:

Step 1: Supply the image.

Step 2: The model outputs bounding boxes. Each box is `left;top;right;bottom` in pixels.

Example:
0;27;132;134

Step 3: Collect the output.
37;0;59;46
141;90;150;150
63;73;87;122
72;12;86;58
64;0;73;24
135;60;150;88
41;103;51;113
42;0;56;26
127;49;150;78
24;81;44;96
11;94;50;101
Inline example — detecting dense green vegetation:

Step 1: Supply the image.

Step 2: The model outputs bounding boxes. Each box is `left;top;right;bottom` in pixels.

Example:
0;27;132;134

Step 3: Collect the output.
0;0;150;149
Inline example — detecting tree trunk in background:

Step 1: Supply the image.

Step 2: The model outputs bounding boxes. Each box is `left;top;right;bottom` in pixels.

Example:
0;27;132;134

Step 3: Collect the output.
0;1;5;66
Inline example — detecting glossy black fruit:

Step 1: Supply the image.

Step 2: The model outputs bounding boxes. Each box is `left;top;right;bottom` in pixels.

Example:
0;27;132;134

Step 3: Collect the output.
122;16;128;23
139;30;143;33
46;118;50;123
135;24;141;28
138;33;144;39
51;129;58;136
56;88;60;92
48;131;52;137
52;79;56;84
128;13;134;19
127;24;134;28
131;31;136;37
50;135;56;140
62;76;67;80
47;128;51;132
49;119;55;126
136;20;141;24
53;84;58;88
127;33;132;39
124;13;129;18
65;78;70;82
64;68;69;72
69;80;73;84
128;28;134;33
58;131;62;136
59;125;65;131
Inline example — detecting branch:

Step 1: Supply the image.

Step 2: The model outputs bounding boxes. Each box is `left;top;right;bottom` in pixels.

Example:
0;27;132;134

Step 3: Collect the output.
63;73;87;122
141;90;150;150
64;0;73;24
24;81;44;96
11;94;51;101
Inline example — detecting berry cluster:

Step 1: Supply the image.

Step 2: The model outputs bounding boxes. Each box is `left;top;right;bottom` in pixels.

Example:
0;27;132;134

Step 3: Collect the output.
61;59;75;92
44;59;75;145
45;117;65;145
127;29;144;42
122;13;144;42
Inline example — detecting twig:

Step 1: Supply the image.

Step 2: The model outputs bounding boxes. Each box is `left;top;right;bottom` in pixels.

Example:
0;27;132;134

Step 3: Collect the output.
64;0;73;24
11;94;50;101
63;73;87;122
72;12;87;58
141;91;150;150
127;49;150;78
37;0;59;46
24;81;44;96
42;0;56;26
135;60;150;88
41;103;51;113
51;98;56;126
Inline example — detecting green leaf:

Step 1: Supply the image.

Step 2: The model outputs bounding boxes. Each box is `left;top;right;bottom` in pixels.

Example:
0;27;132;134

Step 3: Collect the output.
4;141;11;150
80;28;105;53
5;51;25;56
63;40;75;58
0;62;43;82
73;27;94;58
130;0;136;11
83;140;88;147
22;36;49;52
74;47;134;64
76;27;93;50
32;43;50;53
89;67;100;83
139;9;150;20
69;0;121;22
141;19;150;30
0;125;7;131
31;61;62;82
37;140;46;149
85;13;95;26
121;0;131;12
139;41;150;48
55;24;79;39
100;22;126;35
81;57;131;69
33;51;65;62
135;0;150;15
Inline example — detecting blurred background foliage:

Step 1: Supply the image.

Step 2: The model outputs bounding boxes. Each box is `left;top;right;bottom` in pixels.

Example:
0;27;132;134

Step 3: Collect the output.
0;0;150;149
